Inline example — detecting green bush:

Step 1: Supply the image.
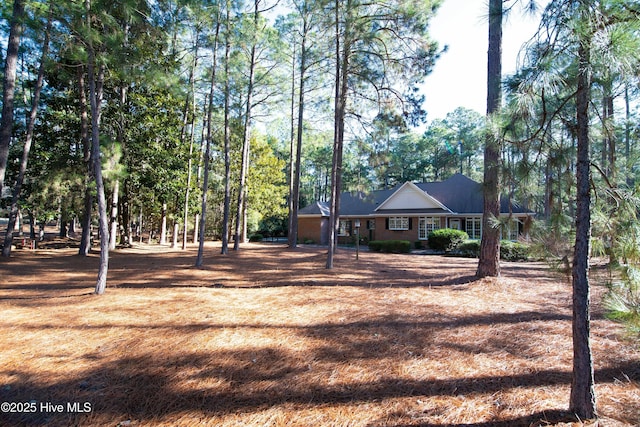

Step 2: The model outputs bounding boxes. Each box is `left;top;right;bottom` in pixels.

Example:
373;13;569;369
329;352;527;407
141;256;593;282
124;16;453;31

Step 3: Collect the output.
451;240;530;260
249;234;264;242
427;228;469;252
456;240;480;258
368;240;411;253
500;240;530;261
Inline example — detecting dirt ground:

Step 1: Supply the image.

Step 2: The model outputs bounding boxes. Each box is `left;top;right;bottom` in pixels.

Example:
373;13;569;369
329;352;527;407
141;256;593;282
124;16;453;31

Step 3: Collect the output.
0;240;638;426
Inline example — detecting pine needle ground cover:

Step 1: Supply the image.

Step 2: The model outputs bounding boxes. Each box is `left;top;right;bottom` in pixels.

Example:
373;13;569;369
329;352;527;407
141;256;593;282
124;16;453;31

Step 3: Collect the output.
0;243;638;426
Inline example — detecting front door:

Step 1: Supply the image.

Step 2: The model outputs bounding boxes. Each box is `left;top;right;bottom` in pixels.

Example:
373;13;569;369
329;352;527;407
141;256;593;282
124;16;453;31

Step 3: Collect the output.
449;219;461;230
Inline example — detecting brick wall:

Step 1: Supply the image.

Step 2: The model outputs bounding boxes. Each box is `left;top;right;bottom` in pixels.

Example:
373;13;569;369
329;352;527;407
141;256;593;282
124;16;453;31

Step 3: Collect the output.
297;217;321;243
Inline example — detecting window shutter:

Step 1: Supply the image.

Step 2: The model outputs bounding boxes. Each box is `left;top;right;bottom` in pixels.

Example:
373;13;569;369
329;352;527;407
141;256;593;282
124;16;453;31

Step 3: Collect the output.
409;218;413;230
385;218;389;229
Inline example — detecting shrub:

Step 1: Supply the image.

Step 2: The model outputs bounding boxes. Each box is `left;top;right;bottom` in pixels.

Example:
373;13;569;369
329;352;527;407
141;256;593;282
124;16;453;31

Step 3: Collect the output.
604;268;640;339
456;240;480;258
368;240;411;253
249;234;264;242
500;240;530;261
427;228;469;252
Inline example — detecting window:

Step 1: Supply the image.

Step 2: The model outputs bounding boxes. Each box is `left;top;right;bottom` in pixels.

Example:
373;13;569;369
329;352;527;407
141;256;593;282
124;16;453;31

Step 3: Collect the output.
338;220;352;236
388;217;409;230
418;217;440;240
466;217;481;240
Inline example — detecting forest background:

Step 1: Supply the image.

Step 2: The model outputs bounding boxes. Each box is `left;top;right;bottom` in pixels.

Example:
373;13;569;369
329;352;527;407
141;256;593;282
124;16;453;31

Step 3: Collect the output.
2;0;636;247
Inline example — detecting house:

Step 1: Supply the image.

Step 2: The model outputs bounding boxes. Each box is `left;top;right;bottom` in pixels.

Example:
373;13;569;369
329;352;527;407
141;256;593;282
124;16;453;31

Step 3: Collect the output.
297;174;534;246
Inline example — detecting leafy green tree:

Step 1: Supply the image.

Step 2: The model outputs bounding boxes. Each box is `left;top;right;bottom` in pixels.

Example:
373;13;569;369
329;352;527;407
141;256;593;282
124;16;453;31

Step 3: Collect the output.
508;0;640;418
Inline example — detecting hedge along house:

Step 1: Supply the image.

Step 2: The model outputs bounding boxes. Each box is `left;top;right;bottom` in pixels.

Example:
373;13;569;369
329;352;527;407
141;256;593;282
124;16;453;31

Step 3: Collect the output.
297;174;535;247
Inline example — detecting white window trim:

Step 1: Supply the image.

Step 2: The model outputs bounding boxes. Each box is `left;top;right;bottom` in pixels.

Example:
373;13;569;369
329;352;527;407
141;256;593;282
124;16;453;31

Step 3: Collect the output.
389;216;409;231
465;217;482;240
418;217;440;240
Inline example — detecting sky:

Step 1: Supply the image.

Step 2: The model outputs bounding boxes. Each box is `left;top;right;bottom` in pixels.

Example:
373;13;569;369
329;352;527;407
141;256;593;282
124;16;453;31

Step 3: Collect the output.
421;0;547;122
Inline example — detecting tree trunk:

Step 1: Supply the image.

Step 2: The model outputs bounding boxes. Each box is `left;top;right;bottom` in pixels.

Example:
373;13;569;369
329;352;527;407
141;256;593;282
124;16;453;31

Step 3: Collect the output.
109;180;120;250
183;131;195;249
287;40;297;248
138;209;144;243
625;85;632;187
182;30;200;250
171;222;179;248
234;0;258;251
221;0;232;255
569;15;597;418
59;202;69;238
78;65;93;257
160;202;167;244
195;17;220;267
327;0;348;269
476;0;502;278
2;8;51;257
289;13;309;249
119;180;131;246
0;0;25;196
88;51;109;294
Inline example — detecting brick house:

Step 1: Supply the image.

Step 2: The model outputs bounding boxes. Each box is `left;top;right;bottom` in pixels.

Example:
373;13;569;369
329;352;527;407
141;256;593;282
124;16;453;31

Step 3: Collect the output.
297;174;534;246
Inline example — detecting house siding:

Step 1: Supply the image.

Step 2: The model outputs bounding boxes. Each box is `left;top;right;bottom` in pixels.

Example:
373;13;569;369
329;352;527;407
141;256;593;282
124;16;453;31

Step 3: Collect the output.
297;217;323;244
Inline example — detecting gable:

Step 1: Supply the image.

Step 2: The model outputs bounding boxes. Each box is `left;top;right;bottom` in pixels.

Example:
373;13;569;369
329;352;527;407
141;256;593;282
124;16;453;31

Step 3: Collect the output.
375;182;450;212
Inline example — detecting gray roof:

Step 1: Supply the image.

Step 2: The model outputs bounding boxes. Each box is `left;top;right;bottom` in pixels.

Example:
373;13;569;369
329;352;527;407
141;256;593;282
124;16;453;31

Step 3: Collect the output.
298;174;533;217
298;201;331;216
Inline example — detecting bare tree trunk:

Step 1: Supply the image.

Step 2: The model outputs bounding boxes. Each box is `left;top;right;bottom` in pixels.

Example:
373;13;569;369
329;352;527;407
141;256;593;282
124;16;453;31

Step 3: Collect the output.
171;222;179;248
327;0;348;269
87;14;109;295
221;0;232;255
625;85;632;187
477;0;502;278
2;7;51;257
289;11;310;249
109;180;120;250
569;14;597;418
193;98;208;247
193;213;200;243
0;0;25;196
183;131;195;249
287;40;297;247
234;0;259;251
182;31;200;250
160;202;167;244
119;181;131;246
196;17;220;267
138;208;144;243
79;65;93;256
